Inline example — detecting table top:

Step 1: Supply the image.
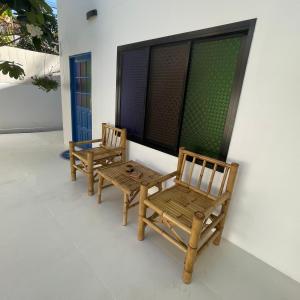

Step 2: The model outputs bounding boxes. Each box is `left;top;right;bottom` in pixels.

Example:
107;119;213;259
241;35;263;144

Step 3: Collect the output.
96;160;162;194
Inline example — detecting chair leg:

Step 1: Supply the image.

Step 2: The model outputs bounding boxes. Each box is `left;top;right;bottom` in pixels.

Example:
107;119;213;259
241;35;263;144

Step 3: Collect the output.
182;212;204;284
214;200;230;246
87;152;94;196
123;193;129;226
215;163;238;245
97;175;104;204
69;142;76;181
138;185;147;241
121;149;126;163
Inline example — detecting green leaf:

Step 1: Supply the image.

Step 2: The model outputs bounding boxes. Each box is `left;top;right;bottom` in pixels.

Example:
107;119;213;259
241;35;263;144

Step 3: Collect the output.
35;12;44;25
26;11;37;24
32;75;59;92
0;61;25;79
32;36;42;49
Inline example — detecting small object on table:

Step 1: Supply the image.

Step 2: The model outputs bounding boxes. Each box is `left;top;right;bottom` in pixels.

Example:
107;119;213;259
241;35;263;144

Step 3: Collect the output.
96;160;162;226
128;170;142;179
125;164;134;173
124;164;143;179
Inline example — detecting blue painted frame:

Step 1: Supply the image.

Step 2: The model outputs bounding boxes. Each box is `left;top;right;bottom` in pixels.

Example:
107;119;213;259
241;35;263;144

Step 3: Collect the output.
70;52;92;148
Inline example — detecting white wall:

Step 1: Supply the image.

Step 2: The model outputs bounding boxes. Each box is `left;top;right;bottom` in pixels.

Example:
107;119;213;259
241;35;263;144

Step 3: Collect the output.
57;0;300;283
0;46;62;133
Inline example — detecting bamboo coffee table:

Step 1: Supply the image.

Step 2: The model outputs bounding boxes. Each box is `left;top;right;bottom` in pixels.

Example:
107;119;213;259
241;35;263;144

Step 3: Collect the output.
96;160;162;225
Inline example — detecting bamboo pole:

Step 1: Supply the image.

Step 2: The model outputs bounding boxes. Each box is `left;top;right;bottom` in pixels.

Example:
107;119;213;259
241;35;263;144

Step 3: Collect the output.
114;130;118;147
102;123;107;146
206;163;217;195
106;128;111;148
143;218;187;253
144;171;177;190
181;149;230;168
73;164;87;173
218;167;229;196
226;163;239;193
97;175;104;204
176;147;185;181
174;180;217;201
72;152;88;163
197;230;220;256
200;213;225;242
145;199;192;234
214;163;239;245
182;211;204;284
69;141;76;181
87;151;94;196
143;199;163;215
128;201;139;209
110;128;115;146
197;160;206;188
188;157;196;185
123;193;129;226
120;128;127;162
138;185;148;241
179;154;187;180
73;138;101;146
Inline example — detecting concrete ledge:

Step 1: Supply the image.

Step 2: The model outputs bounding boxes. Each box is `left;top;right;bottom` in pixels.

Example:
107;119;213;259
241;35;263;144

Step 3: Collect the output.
0;127;63;134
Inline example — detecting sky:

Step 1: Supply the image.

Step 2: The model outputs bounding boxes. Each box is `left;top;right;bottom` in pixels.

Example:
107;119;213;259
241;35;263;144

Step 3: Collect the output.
46;0;57;15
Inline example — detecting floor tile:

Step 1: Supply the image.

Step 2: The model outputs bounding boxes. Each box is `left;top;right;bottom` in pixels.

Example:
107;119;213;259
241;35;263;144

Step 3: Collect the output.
0;131;299;300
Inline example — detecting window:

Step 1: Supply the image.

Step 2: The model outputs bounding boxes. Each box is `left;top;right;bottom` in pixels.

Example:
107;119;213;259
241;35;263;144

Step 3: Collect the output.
144;42;190;152
116;19;256;161
180;36;242;160
118;48;149;139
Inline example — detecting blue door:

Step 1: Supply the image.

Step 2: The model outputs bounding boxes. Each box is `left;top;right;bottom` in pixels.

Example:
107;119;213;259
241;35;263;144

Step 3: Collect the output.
70;53;92;148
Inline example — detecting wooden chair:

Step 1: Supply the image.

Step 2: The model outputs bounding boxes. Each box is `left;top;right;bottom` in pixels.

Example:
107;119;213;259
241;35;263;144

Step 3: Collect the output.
69;123;127;195
137;147;239;284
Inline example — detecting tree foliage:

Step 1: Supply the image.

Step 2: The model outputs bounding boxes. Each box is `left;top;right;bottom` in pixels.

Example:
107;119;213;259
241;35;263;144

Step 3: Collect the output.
0;60;25;79
0;0;59;91
32;74;59;92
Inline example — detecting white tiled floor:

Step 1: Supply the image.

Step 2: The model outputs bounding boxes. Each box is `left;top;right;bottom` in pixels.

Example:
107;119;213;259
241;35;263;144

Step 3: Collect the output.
0;131;299;300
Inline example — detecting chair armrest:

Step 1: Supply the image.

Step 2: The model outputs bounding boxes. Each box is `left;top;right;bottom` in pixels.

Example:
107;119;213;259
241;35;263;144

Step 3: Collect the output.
204;192;231;218
72;139;102;146
102;146;125;151
214;192;231;208
142;171;178;189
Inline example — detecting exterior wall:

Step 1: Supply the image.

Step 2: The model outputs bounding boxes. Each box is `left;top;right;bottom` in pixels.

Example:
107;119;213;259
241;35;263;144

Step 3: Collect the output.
0;46;62;133
57;0;300;282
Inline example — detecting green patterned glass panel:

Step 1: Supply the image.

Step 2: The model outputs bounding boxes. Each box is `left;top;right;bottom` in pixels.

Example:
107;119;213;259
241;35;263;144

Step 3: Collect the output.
180;36;242;159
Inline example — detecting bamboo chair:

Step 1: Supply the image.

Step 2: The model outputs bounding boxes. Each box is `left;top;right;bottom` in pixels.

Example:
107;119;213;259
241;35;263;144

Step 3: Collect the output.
69;123;127;195
137;147;239;284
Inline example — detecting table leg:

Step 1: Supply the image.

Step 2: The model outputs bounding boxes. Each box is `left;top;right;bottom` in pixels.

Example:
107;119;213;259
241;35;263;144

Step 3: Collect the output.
123;193;129;226
97;175;104;204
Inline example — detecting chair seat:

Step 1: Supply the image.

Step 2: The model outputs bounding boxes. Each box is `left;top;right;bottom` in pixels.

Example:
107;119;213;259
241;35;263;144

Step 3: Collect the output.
148;185;214;228
75;147;121;162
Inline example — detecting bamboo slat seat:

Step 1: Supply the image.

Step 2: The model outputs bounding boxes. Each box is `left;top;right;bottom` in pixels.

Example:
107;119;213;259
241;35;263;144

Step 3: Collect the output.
75;147;122;163
69;123;127;196
137;147;239;284
149;185;215;228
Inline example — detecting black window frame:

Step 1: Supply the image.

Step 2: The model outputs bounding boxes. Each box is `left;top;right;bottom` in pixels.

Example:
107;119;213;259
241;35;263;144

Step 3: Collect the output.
115;19;256;160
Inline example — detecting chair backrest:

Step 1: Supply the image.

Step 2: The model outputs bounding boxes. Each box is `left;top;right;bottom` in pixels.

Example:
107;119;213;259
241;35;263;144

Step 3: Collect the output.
176;147;239;200
101;123;126;149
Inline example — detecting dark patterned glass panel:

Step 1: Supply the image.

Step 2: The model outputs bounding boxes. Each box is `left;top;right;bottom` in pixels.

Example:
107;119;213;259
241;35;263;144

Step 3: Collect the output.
119;47;149;139
145;42;190;151
180;36;242;159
